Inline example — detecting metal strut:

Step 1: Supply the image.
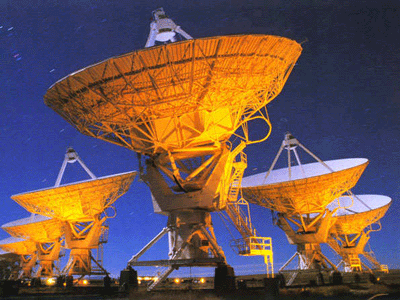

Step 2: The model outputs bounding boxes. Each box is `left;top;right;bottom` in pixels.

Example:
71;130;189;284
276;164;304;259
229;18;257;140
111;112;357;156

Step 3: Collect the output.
128;227;170;264
55;147;96;187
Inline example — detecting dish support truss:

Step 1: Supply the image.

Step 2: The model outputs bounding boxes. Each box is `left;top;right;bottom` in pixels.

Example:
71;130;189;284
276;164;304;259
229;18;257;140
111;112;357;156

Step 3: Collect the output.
328;222;388;273
17;253;38;279
35;239;63;277
62;217;109;276
275;211;337;271
5;242;62;279
129;142;273;290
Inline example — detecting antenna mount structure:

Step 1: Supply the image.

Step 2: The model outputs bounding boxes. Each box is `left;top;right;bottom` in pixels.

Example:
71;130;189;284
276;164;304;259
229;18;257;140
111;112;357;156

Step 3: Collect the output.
242;133;369;273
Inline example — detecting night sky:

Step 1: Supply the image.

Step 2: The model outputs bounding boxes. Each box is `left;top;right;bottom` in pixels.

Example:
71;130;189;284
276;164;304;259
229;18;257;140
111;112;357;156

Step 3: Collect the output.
1;0;399;277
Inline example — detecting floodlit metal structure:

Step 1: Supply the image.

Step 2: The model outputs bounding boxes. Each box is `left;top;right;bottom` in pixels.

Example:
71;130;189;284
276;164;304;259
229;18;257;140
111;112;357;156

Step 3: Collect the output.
327;194;391;272
2;215;63;277
0;237;37;279
43;8;302;289
11;148;136;277
242;133;369;272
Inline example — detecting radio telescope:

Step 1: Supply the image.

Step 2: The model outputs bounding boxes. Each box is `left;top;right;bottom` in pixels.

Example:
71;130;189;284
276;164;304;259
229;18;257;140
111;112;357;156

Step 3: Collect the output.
327;194;391;272
242;133;369;271
2;215;63;277
43;8;302;289
11;148;136;277
0;237;36;279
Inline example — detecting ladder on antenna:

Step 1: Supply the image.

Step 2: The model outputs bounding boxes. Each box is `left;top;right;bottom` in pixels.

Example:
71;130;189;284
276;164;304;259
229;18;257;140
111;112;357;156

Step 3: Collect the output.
286;271;298;286
147;266;175;291
224;143;274;277
91;225;109;275
225;148;254;238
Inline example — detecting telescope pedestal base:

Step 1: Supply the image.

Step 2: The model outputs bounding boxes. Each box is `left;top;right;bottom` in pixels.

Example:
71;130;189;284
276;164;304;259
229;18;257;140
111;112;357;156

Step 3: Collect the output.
279;244;336;271
63;249;108;276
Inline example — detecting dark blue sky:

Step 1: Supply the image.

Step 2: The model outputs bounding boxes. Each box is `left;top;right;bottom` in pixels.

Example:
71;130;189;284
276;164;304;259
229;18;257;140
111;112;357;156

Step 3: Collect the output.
1;0;399;276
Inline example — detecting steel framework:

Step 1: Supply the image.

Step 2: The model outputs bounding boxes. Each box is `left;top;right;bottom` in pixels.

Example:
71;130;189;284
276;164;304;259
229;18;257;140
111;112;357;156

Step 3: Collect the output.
43;9;302;288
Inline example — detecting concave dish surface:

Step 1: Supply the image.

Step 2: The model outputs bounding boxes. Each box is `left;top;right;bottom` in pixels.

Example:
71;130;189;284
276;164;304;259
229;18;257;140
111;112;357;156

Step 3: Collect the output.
328;194;391;235
2;215;62;242
0;237;36;255
44;34;302;155
241;158;369;215
11;171;136;221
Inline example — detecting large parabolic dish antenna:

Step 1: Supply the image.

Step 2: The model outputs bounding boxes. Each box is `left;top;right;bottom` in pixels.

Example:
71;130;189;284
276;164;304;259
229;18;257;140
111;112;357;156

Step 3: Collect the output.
329;195;392;235
327;195;391;272
44;34;302;156
2;215;62;243
11;171;136;221
0;237;36;255
241;158;369;215
2;215;63;278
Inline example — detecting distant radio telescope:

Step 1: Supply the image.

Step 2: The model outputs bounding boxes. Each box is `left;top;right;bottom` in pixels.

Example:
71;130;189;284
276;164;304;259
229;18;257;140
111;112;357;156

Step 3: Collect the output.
2;215;62;278
242;133;369;272
11;148;136;277
328;194;391;272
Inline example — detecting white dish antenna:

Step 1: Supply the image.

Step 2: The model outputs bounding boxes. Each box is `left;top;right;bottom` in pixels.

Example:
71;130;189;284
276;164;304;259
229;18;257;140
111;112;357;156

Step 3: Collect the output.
242;157;368;215
242;158;369;187
2;214;62;243
0;237;36;255
328;194;392;234
330;194;391;216
2;214;50;228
